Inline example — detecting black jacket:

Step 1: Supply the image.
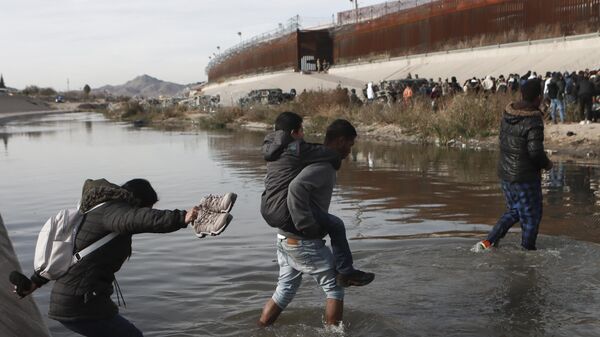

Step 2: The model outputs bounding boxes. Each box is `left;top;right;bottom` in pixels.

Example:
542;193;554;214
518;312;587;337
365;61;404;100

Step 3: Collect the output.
576;77;596;97
36;179;187;322
497;102;551;183
260;130;340;238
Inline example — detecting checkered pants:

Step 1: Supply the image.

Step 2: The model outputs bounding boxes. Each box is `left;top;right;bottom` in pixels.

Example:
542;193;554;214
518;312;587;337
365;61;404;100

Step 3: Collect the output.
486;180;543;250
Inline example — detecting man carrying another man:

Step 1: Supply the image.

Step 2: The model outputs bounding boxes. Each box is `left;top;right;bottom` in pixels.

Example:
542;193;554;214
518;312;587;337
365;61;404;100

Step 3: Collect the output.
259;118;371;326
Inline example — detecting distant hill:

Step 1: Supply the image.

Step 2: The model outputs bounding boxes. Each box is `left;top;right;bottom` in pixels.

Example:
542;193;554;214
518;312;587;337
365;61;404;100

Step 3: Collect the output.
95;75;186;98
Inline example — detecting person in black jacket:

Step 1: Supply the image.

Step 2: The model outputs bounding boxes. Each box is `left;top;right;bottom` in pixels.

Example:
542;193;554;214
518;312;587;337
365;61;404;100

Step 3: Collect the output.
18;178;199;337
576;71;596;124
474;79;553;251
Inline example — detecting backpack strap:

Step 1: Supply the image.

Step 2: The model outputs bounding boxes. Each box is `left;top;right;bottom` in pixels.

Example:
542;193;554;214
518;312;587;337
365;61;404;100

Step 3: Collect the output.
72;202;116;264
73;232;119;264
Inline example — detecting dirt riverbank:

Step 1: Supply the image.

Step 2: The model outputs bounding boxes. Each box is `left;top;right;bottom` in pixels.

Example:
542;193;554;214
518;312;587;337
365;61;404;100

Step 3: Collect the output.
145;112;600;163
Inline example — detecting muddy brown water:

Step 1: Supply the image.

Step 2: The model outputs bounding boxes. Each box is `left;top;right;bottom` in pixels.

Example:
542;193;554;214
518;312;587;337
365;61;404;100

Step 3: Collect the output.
1;113;599;337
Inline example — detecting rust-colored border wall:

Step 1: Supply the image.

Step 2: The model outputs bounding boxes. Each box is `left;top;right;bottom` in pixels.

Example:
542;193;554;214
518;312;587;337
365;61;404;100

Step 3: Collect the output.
208;0;600;83
333;0;600;63
208;32;299;83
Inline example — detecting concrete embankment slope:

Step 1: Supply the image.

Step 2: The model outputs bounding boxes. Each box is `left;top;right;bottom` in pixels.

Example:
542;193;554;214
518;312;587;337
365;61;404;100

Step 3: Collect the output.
203;33;600;106
0;214;51;337
0;94;75;124
0;94;51;113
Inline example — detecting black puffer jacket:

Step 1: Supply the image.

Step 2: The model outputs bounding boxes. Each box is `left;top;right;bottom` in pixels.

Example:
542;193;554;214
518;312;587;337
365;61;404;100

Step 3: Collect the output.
498;102;551;183
260;131;340;237
35;179;187;322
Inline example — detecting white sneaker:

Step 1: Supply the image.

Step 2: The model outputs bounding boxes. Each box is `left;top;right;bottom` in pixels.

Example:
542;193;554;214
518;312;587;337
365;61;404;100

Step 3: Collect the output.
471;240;492;253
192;209;233;238
586;120;591;125
199;192;237;213
580;120;586;125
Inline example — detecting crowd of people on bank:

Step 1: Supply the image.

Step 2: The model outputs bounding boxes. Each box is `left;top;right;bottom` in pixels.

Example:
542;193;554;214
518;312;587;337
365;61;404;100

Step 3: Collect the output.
359;69;600;124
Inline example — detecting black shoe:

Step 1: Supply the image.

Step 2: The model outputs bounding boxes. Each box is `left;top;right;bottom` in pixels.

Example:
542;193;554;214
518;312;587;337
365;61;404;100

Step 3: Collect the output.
336;270;375;287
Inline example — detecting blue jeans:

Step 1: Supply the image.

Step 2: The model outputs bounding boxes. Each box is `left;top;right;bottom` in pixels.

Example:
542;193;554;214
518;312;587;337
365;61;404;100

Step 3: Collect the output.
272;237;344;309
486;180;543;250
59;314;143;337
312;209;355;275
550;98;565;123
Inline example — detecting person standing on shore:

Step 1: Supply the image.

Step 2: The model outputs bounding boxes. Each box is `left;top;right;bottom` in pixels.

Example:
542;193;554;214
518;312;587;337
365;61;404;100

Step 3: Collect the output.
474;79;553;251
576;71;595;124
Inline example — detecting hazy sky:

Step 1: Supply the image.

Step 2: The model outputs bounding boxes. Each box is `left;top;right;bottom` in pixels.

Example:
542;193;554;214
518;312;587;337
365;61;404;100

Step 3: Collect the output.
0;0;386;90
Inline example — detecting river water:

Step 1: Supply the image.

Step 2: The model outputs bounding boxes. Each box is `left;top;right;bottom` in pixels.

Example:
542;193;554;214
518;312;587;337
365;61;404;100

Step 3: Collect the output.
1;112;600;337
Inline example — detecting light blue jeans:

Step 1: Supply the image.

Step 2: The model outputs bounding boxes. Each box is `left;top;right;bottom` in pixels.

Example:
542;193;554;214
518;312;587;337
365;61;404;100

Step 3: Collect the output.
550;98;565;123
272;236;344;309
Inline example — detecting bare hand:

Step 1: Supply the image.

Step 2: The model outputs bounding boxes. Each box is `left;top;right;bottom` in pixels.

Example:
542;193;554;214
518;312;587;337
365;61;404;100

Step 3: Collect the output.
185;206;200;224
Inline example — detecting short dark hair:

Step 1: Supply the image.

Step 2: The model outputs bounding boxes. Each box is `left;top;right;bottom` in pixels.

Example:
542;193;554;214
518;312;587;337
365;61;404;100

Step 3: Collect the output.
274;111;302;133
122;179;158;207
325;119;357;143
521;79;542;102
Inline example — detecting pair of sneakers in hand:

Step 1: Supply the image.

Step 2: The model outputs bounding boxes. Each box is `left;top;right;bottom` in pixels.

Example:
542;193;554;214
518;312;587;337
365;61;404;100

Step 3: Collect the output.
192;193;237;238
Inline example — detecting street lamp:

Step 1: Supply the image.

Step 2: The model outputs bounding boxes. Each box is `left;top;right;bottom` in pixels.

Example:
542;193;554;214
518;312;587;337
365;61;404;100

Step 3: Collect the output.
237;32;242;44
349;0;359;23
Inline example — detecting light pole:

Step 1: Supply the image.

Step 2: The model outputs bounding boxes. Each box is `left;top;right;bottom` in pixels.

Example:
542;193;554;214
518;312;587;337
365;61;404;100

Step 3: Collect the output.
237;32;242;45
350;0;359;23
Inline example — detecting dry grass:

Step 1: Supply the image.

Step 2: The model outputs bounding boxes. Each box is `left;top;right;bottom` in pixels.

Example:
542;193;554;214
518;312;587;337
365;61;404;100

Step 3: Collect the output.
219;89;517;144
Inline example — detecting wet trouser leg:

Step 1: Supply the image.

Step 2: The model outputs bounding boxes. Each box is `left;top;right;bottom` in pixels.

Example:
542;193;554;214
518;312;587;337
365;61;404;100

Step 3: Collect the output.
487;181;520;245
59;314;143;337
487;180;543;250
515;181;543;250
312;208;355;275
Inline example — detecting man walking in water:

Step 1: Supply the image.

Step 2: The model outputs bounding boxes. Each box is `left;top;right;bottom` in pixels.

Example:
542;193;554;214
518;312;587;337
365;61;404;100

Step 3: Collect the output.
259;119;359;326
474;79;553;251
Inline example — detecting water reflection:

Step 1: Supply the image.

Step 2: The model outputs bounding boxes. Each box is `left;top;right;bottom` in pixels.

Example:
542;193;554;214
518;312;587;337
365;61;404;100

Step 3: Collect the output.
495;257;546;336
206;130;600;243
2;113;600;337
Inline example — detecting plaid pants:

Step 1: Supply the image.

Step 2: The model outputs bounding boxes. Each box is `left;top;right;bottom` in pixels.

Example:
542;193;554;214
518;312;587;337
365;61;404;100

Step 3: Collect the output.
486;180;543;250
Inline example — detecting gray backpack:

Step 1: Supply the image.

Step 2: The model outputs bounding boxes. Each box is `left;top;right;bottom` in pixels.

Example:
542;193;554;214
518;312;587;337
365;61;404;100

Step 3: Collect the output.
33;203;116;280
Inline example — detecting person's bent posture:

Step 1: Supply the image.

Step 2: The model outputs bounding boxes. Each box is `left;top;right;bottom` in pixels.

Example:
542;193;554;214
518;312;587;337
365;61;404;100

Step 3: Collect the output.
17;178;199;337
259;119;359;327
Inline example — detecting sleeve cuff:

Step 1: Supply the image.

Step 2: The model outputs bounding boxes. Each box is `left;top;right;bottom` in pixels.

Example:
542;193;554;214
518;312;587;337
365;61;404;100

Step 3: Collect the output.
30;272;50;287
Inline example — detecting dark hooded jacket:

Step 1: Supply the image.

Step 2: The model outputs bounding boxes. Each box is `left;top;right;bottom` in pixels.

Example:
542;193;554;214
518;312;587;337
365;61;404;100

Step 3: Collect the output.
33;179;187;322
260;130;340;239
498;102;551;183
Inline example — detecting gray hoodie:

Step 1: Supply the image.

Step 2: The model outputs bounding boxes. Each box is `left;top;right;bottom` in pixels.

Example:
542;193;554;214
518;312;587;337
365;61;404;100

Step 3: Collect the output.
260;130;340;238
287;162;336;238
